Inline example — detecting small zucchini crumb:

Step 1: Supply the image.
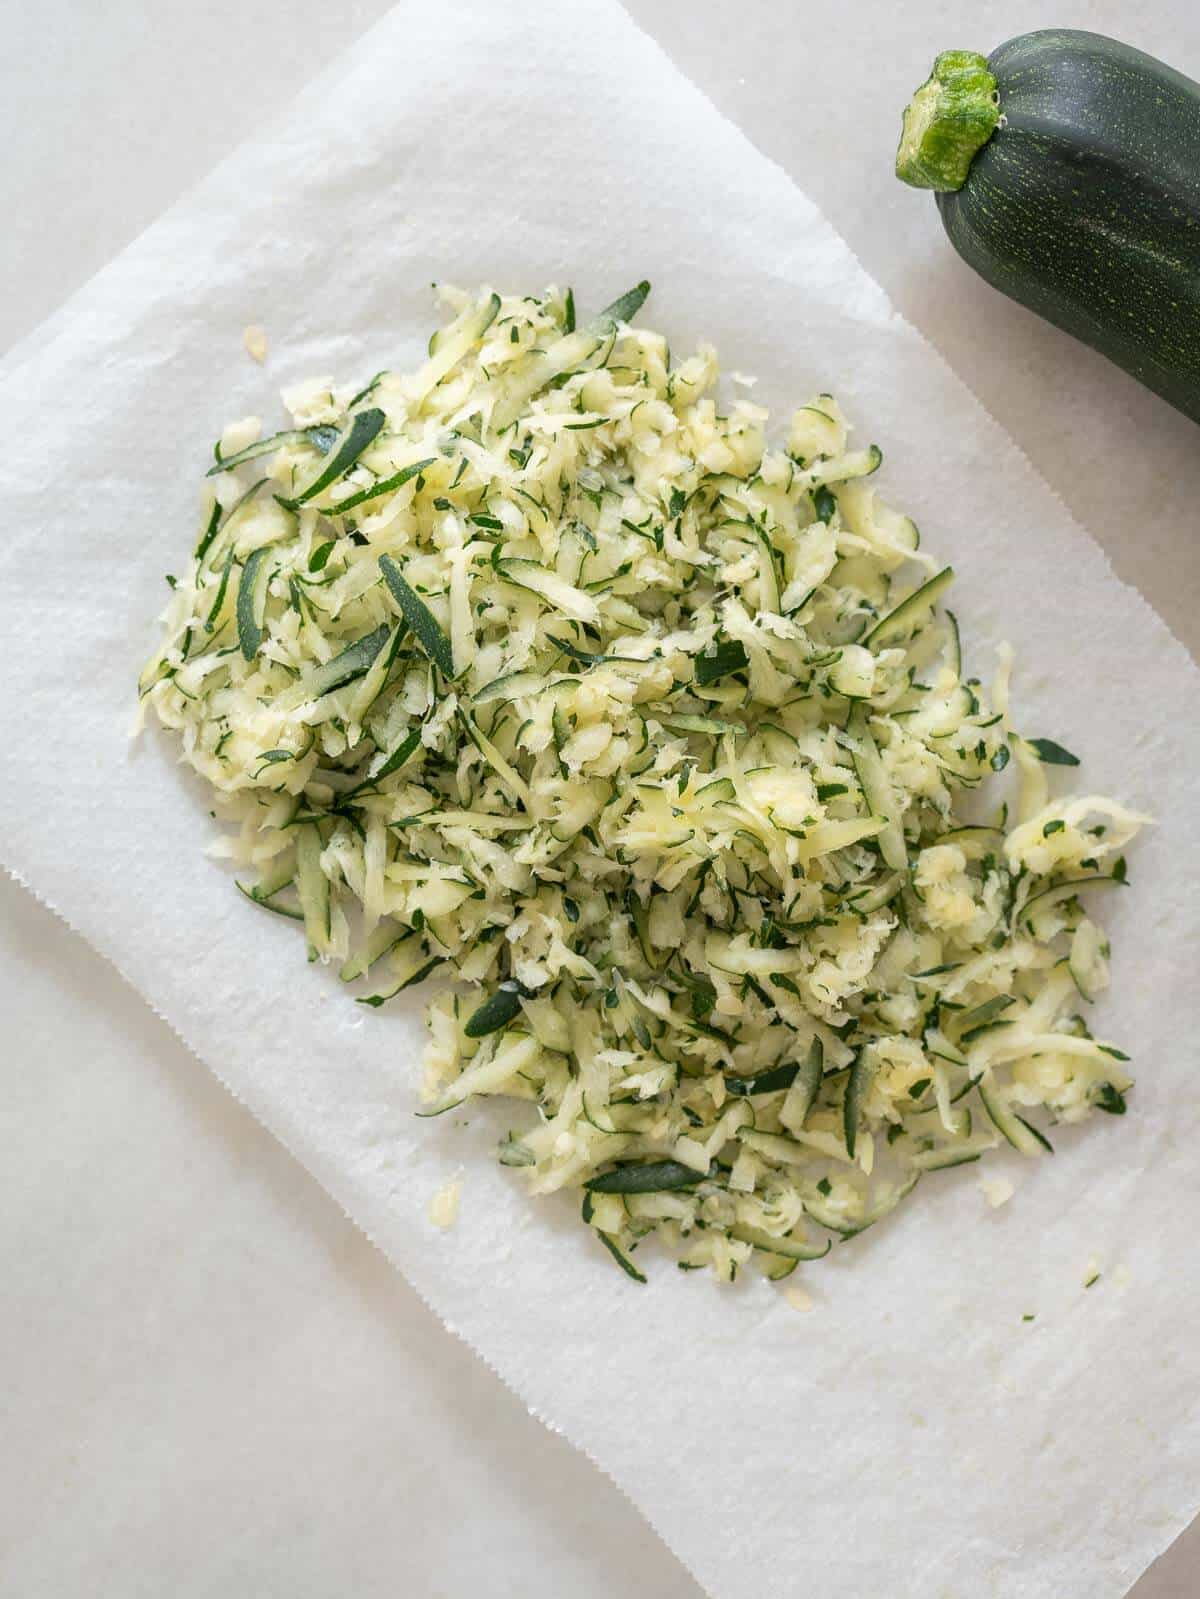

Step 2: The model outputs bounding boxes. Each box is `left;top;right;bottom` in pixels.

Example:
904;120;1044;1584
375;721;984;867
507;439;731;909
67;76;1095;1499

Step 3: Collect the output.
978;1175;1015;1209
243;324;268;363
784;1285;814;1313
1082;1255;1102;1289
428;1175;462;1230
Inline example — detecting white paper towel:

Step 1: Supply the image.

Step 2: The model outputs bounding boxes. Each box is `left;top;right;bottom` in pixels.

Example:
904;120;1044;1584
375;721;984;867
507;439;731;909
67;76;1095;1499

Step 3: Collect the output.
2;4;1198;1596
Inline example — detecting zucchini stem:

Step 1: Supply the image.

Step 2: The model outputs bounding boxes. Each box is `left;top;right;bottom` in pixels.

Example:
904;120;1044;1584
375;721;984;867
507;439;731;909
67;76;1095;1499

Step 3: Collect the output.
895;50;1000;192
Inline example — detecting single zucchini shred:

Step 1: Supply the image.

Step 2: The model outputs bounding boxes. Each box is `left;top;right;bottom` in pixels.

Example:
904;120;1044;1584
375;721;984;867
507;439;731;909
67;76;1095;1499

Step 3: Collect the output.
140;282;1146;1287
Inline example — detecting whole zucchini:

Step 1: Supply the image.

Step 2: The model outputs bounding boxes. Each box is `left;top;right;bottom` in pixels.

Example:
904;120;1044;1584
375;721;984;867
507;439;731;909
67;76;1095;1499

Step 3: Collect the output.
896;31;1200;423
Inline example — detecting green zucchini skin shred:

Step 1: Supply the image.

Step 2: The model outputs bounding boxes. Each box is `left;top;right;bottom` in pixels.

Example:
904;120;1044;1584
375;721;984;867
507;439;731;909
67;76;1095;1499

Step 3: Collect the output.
464;984;524;1038
379;554;455;677
584;1159;707;1195
901;30;1200;423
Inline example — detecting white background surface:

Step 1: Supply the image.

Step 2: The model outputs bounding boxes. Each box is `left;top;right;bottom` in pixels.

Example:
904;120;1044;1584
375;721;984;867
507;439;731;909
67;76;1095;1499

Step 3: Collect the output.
2;3;1196;1595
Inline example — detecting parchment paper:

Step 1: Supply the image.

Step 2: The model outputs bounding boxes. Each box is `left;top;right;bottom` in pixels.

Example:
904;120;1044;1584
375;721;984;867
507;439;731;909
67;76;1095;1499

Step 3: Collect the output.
2;3;1197;1595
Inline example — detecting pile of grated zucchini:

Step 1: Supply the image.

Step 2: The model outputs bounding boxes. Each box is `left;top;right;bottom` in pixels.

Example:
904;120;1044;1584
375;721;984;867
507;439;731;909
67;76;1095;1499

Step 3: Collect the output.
140;283;1146;1285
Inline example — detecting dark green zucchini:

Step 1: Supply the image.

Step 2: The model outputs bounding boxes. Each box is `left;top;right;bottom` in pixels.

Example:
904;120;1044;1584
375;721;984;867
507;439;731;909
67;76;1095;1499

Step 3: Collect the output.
896;31;1200;423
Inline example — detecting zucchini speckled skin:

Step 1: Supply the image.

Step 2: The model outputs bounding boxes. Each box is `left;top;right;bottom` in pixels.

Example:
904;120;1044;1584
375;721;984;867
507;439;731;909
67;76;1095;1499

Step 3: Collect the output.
931;31;1200;423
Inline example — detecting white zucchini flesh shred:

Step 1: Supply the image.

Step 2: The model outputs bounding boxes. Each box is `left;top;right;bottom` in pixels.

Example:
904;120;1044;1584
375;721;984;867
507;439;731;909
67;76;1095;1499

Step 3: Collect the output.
141;282;1147;1287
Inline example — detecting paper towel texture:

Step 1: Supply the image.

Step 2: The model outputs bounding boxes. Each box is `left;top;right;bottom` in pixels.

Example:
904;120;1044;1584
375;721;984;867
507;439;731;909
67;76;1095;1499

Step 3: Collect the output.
2;4;1197;1596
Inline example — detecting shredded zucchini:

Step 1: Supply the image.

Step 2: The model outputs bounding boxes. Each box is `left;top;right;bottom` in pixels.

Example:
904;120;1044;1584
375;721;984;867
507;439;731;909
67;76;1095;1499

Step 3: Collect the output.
140;283;1147;1286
